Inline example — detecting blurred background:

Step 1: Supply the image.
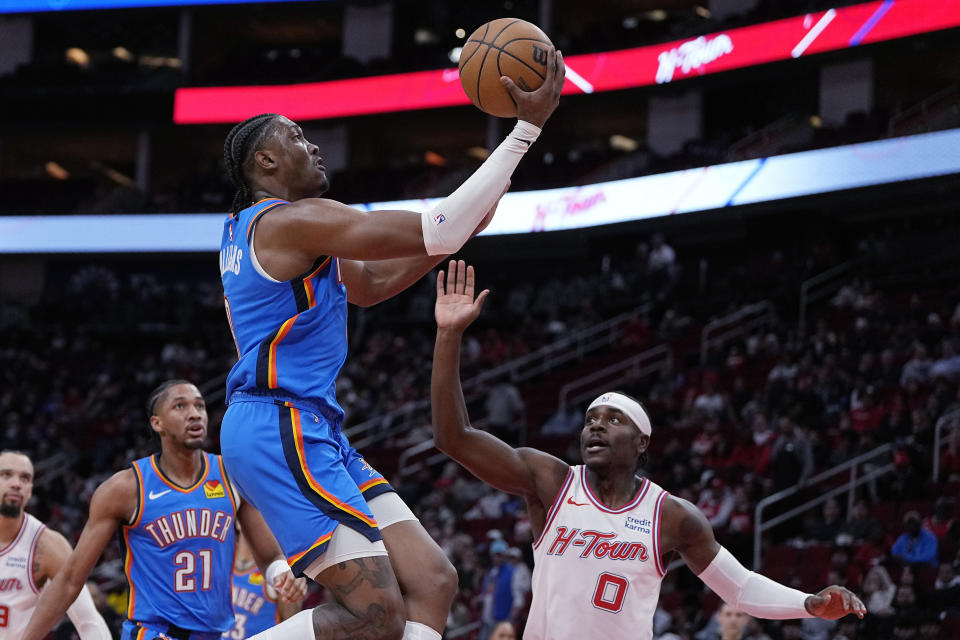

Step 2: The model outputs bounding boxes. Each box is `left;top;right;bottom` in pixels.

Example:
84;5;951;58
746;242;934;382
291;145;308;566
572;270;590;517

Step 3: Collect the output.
1;0;959;638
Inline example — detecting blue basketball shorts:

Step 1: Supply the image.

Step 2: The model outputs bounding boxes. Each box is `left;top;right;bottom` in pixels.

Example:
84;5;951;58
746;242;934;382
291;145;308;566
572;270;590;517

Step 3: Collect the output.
220;394;394;576
122;619;223;640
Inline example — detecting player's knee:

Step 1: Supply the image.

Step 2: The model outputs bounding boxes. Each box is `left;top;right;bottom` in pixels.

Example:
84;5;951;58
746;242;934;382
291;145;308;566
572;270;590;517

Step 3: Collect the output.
433;554;458;600
405;546;457;602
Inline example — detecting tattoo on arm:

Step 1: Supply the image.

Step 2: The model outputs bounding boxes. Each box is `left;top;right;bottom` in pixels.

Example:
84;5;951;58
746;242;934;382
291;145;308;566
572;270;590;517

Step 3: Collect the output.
33;557;47;589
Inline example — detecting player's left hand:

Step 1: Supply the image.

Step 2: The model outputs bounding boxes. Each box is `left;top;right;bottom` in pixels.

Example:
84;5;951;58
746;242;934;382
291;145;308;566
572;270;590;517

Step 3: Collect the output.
435;259;488;332
805;585;867;620
274;570;308;603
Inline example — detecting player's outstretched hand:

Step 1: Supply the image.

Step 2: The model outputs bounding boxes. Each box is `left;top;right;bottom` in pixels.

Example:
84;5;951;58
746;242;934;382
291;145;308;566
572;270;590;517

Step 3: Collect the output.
805;585;867;620
274;570;308;604
436;259;488;333
502;47;565;128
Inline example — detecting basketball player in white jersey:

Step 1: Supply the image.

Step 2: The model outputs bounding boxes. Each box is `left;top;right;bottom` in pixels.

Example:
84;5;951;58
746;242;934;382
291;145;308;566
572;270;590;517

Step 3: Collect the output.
430;261;867;640
0;450;112;639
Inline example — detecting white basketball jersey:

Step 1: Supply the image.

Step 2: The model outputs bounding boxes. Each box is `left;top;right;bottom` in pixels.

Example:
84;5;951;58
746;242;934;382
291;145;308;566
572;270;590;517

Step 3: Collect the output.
525;466;669;640
0;513;46;639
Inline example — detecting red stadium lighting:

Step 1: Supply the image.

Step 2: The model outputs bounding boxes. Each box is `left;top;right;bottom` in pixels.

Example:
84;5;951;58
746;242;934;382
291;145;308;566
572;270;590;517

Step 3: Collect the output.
173;0;960;124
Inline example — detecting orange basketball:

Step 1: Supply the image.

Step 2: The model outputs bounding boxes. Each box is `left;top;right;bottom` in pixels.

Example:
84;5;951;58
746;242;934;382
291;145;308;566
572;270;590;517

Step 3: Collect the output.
459;18;553;118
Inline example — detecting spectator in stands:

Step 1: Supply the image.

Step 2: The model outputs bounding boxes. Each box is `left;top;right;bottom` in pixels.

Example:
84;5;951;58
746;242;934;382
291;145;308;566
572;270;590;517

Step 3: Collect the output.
893;583;923;624
506;547;531;626
923;497;957;541
696;602;751;640
939;423;960;481
932;562;960;613
861;564;896;617
485;374;526;444
540;404;583;436
804;497;845;543
770;415;814;491
930;339;960;382
648;233;677;295
849;385;885;434
696;476;735;530
856;524;890;570
692;372;731;422
837;500;879;545
489;620;516;640
478;539;515;640
900;343;932;387
891;511;939;567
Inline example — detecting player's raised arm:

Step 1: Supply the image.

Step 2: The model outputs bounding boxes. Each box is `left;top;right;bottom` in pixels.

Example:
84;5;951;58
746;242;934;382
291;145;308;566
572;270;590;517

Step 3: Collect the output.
664;496;867;621
22;470;136;640
431;259;567;498
226;51;564;284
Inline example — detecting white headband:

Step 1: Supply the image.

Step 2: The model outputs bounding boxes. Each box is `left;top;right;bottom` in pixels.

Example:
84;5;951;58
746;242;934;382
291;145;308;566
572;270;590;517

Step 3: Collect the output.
586;392;652;436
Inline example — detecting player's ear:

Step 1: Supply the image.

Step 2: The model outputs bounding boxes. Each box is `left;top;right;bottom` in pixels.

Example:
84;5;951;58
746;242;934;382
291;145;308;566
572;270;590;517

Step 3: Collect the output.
149;414;163;436
636;433;650;454
254;148;278;171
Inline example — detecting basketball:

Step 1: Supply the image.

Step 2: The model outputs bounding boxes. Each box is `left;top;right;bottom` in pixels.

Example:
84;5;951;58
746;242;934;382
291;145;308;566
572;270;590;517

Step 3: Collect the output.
459;18;554;118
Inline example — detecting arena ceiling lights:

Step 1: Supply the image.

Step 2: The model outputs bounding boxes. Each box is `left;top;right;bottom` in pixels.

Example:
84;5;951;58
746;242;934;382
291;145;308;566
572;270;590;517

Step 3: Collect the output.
3;127;959;253
173;0;960;124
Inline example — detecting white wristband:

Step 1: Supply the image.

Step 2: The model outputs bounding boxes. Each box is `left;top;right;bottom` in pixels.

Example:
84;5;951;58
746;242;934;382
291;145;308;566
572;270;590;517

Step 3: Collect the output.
698;546;814;619
265;558;291;585
421;120;541;255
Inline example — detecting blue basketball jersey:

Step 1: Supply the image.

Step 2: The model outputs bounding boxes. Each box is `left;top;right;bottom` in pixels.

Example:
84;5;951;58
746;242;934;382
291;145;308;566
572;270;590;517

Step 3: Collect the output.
223;567;280;639
220;198;347;419
122;453;237;633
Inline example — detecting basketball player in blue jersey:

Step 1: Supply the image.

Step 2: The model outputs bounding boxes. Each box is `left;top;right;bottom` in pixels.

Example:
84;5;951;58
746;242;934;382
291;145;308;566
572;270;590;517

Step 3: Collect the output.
217;49;565;640
224;531;303;639
430;260;868;640
22;380;306;640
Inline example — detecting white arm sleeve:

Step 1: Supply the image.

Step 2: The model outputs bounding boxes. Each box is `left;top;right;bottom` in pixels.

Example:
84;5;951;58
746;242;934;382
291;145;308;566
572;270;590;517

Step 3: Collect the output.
697;546;814;619
65;584;112;640
421;120;541;255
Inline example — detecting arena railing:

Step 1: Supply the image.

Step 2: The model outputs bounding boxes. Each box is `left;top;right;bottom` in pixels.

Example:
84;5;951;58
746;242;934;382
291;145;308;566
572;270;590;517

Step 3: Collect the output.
933;407;960;482
797;260;858;337
700;300;775;366
556;343;673;410
343;304;652;451
752;443;894;570
33;450;70;488
889;84;960;138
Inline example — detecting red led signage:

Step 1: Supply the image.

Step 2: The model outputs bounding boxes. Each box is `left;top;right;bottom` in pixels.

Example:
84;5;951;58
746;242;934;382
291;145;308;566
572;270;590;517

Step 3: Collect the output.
174;0;960;124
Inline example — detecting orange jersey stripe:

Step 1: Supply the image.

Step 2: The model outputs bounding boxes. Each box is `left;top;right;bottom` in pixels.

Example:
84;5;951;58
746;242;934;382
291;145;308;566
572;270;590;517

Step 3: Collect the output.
268;315;300;388
358;478;388;491
287;531;334;566
302;257;330;309
149;453;209;493
246;200;287;238
130;463;145;528
124;528;136;619
290;408;377;527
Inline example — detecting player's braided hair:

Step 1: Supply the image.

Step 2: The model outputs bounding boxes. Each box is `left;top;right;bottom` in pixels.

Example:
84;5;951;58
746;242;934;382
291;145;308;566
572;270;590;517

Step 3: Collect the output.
223;113;281;214
146;379;195;418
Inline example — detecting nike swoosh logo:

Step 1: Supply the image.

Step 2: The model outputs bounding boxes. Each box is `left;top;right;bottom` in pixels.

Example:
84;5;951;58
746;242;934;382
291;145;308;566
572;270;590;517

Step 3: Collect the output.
567;497;589;507
149;489;172;500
